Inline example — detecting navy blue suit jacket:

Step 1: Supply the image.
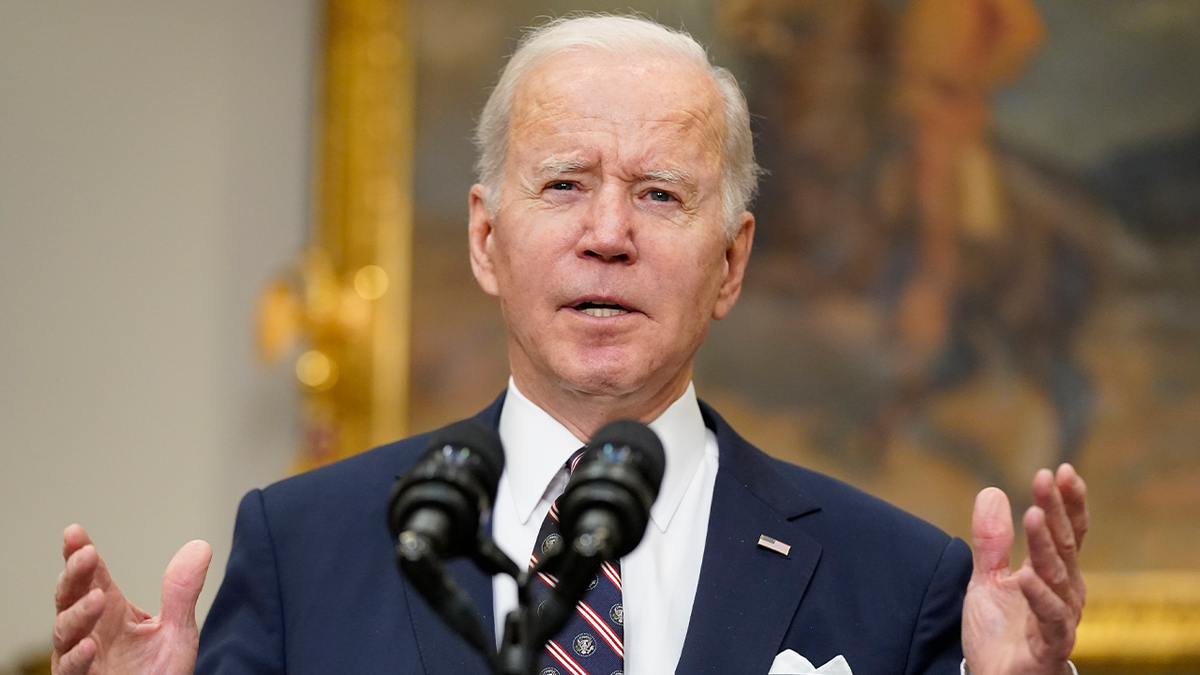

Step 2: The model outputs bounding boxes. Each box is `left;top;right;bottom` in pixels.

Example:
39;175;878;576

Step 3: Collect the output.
197;395;971;674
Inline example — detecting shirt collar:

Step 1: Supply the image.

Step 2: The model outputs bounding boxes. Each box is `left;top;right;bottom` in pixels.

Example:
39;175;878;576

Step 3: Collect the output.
498;378;708;533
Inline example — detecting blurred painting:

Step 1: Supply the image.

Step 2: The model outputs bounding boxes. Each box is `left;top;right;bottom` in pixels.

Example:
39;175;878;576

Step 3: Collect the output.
407;0;1200;577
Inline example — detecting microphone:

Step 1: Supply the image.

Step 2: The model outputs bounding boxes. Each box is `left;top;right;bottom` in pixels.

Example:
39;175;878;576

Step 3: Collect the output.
387;419;505;659
531;419;665;647
558;419;666;560
388;419;504;559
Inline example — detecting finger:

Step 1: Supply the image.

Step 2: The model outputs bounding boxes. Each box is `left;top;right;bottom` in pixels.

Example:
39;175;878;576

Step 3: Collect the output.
1032;469;1081;580
61;524;93;562
1056;464;1089;551
1016;565;1075;661
160;540;213;630
1024;505;1073;602
52;587;104;654
53;635;98;675
55;545;99;613
971;486;1014;575
1034;466;1089;613
60;525;118;593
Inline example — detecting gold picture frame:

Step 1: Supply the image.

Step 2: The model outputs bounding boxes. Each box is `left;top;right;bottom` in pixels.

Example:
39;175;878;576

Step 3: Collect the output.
1073;571;1200;673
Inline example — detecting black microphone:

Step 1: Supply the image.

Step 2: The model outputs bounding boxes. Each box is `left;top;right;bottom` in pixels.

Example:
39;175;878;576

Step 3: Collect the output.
531;419;665;647
388;419;504;559
387;419;505;660
558;419;666;560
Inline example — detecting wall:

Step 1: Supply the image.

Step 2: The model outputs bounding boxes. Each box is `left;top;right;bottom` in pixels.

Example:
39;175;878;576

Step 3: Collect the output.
0;0;316;663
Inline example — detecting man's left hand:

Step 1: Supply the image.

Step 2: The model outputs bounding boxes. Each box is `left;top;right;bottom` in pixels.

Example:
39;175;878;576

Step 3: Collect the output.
962;464;1088;675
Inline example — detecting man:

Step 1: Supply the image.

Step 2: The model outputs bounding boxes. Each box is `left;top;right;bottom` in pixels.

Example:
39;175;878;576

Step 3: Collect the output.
50;14;1087;675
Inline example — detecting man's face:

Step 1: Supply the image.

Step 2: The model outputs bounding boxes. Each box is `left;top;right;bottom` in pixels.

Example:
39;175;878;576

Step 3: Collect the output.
469;48;753;414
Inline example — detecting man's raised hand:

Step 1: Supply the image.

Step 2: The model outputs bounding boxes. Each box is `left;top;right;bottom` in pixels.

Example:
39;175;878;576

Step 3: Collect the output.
52;524;212;675
962;465;1089;675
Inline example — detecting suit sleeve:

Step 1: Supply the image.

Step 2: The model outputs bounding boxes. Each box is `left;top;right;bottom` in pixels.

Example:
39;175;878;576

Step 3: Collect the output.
905;537;973;675
196;489;287;675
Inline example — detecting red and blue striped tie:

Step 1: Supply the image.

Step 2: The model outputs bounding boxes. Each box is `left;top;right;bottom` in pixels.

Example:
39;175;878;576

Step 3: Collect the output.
529;449;624;675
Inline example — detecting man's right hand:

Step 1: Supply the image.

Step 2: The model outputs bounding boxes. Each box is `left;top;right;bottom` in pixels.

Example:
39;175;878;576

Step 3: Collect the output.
52;524;212;675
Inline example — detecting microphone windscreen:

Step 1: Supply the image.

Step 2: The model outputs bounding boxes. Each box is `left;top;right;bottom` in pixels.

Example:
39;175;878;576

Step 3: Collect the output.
587;419;666;492
426;418;505;495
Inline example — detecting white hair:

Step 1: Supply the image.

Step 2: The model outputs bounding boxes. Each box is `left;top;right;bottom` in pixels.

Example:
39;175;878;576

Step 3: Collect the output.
474;13;760;239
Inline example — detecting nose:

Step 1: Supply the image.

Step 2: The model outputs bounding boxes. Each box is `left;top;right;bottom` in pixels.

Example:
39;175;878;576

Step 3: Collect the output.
576;185;637;263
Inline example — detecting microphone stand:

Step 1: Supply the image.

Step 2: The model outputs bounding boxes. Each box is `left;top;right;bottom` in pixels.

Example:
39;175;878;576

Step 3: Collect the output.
394;526;608;675
393;531;501;672
495;538;606;675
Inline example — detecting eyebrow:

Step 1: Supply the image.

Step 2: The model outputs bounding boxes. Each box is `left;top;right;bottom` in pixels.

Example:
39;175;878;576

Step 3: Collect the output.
532;159;698;194
535;157;591;177
637;167;696;193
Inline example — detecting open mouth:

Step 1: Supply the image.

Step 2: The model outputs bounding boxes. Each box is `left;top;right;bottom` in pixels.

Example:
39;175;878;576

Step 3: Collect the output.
573;300;631;318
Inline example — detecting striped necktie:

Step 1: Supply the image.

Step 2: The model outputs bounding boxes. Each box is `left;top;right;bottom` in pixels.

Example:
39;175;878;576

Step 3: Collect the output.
529;449;624;675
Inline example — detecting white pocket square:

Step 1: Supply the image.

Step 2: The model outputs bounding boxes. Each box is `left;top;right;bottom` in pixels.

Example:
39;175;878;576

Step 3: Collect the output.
768;650;852;675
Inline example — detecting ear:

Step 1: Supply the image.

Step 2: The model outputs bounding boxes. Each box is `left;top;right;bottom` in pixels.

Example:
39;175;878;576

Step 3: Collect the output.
468;184;500;297
712;212;754;321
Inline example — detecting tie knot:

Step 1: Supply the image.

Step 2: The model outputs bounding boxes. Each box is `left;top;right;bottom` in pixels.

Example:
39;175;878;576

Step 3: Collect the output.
566;446;588;475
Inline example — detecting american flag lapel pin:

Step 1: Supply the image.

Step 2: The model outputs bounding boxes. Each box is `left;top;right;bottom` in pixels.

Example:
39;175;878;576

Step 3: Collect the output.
757;534;791;557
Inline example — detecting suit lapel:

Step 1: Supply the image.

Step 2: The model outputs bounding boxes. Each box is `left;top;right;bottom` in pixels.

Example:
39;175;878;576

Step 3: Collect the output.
675;403;823;675
403;395;506;675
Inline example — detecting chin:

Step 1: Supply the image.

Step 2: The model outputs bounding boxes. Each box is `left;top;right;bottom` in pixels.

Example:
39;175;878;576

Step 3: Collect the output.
559;368;644;398
553;354;650;398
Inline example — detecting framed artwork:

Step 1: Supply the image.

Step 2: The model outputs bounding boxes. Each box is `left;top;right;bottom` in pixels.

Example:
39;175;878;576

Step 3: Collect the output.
403;0;1200;669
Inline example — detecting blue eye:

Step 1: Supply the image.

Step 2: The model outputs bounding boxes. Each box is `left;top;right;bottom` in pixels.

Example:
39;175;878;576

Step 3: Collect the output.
647;190;673;202
549;181;575;191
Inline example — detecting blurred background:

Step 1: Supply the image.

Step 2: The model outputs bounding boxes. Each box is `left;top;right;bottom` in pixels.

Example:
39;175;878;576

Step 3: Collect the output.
0;1;314;670
2;0;1198;672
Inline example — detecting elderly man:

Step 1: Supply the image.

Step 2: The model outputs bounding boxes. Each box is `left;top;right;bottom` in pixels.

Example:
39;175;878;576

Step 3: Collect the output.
50;14;1087;675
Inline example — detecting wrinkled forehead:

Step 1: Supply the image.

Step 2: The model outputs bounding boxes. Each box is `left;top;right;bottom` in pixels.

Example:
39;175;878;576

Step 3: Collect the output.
506;48;728;165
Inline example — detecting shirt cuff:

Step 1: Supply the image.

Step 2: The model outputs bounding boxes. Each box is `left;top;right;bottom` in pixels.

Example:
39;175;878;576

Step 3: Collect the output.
961;660;1078;675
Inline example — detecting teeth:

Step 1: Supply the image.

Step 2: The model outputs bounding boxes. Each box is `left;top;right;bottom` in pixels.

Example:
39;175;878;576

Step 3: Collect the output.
582;307;629;318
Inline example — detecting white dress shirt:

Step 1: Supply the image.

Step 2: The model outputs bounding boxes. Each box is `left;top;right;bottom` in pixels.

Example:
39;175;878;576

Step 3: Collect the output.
492;378;719;675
